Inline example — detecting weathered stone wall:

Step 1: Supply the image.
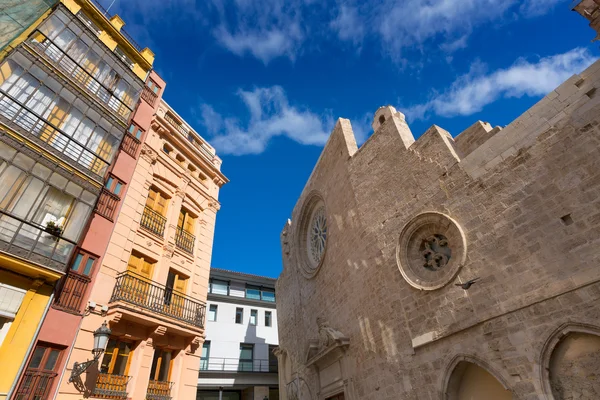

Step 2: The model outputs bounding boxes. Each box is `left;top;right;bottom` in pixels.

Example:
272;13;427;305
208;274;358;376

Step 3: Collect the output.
277;59;600;400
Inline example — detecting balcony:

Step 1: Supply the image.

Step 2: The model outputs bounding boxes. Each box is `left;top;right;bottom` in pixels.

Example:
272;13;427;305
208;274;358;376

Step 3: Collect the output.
146;380;173;400
93;373;130;400
141;86;158;107
110;271;206;328
140;207;166;237
120;132;141;158
163;113;215;161
14;370;57;400
199;358;278;373
54;270;91;313
28;30;137;123
96;188;120;221
175;228;195;254
0;210;76;274
0;89;111;180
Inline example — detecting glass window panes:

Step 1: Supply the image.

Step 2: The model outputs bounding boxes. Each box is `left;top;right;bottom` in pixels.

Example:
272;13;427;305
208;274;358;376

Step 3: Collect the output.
261;290;275;302
239;344;253;372
265;311;272;327
245;286;260;300
250;310;257;326
235;308;243;324
44;349;60;370
29;347;46;369
210;280;228;295
208;304;217;322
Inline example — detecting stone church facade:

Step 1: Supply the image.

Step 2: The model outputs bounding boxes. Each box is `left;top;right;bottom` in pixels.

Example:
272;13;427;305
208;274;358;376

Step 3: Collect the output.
275;57;600;399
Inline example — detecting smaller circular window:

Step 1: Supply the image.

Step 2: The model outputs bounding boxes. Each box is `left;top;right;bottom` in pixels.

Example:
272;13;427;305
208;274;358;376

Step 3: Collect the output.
297;194;328;279
396;212;467;290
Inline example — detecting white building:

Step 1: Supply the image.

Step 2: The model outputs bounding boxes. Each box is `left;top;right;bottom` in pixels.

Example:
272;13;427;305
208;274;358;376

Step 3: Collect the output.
198;268;279;400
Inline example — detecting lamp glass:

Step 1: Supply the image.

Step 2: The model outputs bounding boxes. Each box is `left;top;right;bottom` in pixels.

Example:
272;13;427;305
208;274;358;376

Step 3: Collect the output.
93;321;112;354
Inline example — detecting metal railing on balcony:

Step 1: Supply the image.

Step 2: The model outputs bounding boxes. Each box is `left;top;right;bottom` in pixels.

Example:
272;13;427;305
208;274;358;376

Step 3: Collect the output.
28;31;136;122
110;271;206;328
146;380;173;400
95;188;120;221
0;89;110;180
120;132;141;157
141;86;158;107
140;207;166;237
92;373;130;400
14;370;57;400
54;270;91;313
199;358;278;373
0;210;76;273
162;113;215;161
175;228;195;254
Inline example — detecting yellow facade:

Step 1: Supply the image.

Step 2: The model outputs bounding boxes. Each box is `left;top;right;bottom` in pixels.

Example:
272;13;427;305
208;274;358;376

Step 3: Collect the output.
0;269;53;399
0;0;154;397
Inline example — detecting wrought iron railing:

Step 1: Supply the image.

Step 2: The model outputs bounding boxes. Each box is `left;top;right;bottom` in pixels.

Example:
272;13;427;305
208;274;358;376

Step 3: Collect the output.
175;228;195;254
54;270;91;313
28;30;137;122
141;86;158;107
0;210;77;273
96;188;120;221
0;89;110;180
93;373;130;400
140;207;166;237
120;132;141;157
163;113;215;161
199;358;278;373
14;369;57;400
110;271;206;328
146;380;173;400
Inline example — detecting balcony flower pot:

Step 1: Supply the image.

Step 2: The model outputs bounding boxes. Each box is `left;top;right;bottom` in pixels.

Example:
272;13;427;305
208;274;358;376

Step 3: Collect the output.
45;221;63;237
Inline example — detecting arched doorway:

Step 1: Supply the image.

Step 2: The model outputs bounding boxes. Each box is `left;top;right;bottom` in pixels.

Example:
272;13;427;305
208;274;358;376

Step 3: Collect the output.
549;332;600;399
446;361;512;400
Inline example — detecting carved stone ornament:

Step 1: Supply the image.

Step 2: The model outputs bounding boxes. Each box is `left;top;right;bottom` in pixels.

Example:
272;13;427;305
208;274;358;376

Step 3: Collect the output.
297;193;327;279
396;212;467;290
140;144;158;165
163;243;175;258
281;219;292;257
305;318;349;367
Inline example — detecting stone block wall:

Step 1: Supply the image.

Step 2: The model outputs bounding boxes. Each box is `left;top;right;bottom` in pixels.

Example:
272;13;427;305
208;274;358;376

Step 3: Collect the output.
276;59;600;400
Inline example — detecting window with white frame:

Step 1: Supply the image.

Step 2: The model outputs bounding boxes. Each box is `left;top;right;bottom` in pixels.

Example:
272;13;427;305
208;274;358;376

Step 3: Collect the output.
208;304;217;322
0;283;27;347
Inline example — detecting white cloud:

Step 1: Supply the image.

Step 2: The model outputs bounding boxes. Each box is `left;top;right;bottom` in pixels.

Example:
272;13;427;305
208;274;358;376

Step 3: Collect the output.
200;86;334;155
403;47;597;120
330;5;364;46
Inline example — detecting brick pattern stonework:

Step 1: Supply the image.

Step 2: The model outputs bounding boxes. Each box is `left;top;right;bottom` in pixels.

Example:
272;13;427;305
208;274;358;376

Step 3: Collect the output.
276;59;600;400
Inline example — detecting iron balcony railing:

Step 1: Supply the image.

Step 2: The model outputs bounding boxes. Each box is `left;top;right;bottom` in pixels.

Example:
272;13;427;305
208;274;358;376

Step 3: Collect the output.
54;270;91;313
0;89;110;180
0;210;77;273
163;113;215;161
14;370;57;400
175;228;195;254
110;271;206;328
199;358;278;373
28;30;137;122
93;373;130;400
96;188;120;221
141;86;158;107
146;380;173;400
120;132;141;157
140;207;167;237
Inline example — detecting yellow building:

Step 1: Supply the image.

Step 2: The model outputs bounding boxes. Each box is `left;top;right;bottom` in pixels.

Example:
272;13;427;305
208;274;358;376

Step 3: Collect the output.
0;1;154;398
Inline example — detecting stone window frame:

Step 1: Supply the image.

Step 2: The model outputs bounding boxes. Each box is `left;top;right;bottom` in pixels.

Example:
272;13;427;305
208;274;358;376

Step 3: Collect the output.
295;191;328;279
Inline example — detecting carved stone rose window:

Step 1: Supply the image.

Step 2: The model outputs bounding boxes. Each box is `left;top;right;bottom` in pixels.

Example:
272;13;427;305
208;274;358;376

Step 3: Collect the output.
396;212;467;290
297;194;328;279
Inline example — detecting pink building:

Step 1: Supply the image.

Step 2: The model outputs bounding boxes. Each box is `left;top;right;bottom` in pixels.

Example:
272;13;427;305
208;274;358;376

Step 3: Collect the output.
54;95;227;400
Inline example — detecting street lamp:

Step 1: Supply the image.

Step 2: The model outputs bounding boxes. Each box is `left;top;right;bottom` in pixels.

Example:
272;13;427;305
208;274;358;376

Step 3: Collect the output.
69;321;112;382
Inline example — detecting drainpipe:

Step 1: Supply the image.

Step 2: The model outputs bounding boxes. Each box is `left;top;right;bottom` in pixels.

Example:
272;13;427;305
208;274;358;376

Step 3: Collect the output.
50;315;84;400
219;386;223;400
6;292;54;399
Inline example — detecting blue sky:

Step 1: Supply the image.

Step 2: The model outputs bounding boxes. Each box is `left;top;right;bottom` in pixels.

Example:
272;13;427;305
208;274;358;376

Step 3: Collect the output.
99;0;596;278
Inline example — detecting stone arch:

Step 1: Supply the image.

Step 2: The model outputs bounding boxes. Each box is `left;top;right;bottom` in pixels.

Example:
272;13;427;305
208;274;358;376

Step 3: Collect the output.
539;322;600;399
442;355;512;400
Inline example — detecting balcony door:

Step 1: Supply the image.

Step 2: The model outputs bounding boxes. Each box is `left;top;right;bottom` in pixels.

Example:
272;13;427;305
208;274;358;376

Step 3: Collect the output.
125;252;155;304
164;269;188;317
97;338;132;398
14;344;62;400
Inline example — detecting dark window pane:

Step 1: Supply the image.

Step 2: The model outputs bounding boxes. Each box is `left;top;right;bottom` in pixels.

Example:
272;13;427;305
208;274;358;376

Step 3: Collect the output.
29;347;46;369
70;253;83;272
83;257;94;275
44;349;60;370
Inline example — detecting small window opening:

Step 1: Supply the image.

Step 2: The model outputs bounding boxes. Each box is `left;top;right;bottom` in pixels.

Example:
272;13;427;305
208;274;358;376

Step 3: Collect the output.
379;115;386;124
163;143;173;154
560;214;573;226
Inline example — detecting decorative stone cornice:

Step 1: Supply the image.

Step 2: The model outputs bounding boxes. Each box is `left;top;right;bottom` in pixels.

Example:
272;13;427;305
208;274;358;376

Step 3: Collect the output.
305;318;349;367
140;144;158;165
